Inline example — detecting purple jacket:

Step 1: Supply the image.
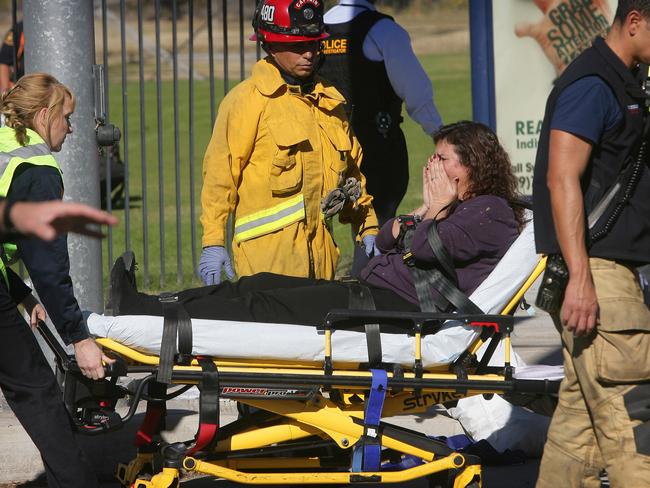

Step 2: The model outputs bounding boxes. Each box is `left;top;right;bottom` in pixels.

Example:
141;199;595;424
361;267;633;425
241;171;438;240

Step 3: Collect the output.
359;195;520;306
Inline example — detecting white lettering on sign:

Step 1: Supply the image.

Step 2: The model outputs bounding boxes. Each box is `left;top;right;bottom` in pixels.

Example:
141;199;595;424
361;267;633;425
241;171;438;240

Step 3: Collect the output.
261;4;275;22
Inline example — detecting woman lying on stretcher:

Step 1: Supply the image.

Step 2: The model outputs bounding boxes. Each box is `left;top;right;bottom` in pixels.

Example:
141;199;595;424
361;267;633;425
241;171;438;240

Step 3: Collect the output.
110;121;526;323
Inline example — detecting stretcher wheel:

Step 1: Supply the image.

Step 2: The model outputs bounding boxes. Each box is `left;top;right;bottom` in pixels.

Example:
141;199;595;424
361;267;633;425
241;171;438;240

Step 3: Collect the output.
428;470;481;488
428;479;480;488
428;471;455;488
115;451;161;487
132;467;179;488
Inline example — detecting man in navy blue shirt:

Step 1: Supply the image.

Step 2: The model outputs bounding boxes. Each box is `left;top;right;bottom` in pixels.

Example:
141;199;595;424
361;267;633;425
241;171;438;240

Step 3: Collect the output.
551;77;622;140
533;1;650;486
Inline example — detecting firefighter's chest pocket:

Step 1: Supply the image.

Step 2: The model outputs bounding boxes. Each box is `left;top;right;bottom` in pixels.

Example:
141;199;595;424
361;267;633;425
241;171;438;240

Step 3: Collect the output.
271;147;302;195
320;122;352;174
268;123;309;196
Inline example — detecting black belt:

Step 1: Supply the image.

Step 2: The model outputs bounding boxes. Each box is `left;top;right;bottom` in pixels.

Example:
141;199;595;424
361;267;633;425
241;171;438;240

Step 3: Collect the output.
348;282;382;368
157;293;193;384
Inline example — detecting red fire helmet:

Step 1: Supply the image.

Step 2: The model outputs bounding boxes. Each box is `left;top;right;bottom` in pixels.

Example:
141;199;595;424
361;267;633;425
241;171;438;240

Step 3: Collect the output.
251;0;329;43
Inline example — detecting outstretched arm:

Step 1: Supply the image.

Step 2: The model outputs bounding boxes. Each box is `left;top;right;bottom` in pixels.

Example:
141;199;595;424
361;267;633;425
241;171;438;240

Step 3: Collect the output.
0;199;117;241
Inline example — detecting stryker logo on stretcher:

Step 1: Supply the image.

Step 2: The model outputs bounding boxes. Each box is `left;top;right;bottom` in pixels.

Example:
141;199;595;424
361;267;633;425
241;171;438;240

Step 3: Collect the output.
403;391;465;410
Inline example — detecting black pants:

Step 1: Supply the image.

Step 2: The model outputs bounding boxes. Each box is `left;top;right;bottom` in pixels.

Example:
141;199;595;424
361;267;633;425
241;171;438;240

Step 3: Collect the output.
351;125;409;277
119;273;418;324
0;282;98;487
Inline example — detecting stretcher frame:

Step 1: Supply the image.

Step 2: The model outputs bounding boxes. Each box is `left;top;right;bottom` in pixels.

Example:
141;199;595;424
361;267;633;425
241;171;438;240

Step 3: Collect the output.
39;258;555;488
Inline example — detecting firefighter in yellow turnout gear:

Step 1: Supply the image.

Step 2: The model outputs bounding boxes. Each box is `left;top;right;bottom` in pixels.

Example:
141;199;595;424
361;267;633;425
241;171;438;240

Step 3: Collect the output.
199;0;379;284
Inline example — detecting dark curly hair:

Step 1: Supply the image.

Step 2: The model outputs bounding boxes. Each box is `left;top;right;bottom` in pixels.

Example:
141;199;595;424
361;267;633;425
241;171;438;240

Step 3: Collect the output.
433;121;526;230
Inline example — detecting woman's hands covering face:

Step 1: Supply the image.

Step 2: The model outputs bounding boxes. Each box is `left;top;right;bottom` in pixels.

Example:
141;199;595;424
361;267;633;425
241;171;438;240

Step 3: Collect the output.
422;155;458;220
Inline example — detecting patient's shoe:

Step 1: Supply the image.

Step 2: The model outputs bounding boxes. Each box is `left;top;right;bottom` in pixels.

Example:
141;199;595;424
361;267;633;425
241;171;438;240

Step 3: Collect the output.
108;251;137;316
121;250;138;291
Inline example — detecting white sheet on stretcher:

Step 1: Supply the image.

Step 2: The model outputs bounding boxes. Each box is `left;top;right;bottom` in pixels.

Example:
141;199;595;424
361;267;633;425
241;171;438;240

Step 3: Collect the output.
87;219;539;369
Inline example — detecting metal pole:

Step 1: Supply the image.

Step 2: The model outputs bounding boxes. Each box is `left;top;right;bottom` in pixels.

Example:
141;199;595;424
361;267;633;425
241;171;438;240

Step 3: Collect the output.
155;0;166;289
223;0;229;93
469;0;496;130
256;0;262;61
189;0;198;278
172;0;183;285
101;0;114;277
137;0;150;289
24;0;103;312
120;0;131;251
207;0;216;125
239;0;244;81
11;0;17;85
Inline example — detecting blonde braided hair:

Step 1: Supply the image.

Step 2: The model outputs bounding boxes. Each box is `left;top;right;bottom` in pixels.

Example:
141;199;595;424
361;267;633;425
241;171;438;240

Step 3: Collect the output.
0;72;74;146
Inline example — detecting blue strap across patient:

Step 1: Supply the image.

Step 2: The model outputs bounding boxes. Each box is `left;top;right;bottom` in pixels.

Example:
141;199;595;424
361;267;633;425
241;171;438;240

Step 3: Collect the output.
352;369;388;472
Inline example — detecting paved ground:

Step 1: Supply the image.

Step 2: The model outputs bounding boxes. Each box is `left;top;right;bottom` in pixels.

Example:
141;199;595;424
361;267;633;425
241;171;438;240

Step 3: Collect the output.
0;284;561;487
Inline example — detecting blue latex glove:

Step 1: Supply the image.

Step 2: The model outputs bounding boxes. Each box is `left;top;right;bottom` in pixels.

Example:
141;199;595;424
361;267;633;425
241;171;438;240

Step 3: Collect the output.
199;246;235;285
362;235;380;258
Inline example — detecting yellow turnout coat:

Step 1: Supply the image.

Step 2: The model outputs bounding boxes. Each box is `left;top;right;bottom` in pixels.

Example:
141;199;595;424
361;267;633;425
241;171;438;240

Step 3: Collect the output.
201;58;378;279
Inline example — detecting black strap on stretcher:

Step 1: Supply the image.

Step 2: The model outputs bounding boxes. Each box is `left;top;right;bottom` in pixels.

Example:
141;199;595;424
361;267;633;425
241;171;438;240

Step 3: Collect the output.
406;219;483;315
155;294;220;454
348;282;382;367
157;293;193;384
187;358;220;455
347;287;389;471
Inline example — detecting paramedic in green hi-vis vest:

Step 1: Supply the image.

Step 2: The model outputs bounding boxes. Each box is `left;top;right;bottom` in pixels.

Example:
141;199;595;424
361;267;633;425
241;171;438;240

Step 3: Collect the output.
0;73;112;488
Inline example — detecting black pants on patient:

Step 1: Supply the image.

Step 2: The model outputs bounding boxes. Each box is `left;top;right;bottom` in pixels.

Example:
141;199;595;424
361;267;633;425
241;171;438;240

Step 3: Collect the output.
118;273;418;325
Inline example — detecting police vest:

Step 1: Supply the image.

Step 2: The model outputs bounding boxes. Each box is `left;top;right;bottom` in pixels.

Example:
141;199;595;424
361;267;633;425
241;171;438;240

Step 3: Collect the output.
533;37;650;264
0;127;62;285
319;10;402;133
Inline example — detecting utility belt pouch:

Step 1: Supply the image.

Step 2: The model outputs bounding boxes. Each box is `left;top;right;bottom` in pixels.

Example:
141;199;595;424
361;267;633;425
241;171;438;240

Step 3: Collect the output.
535;254;569;315
375;112;393;138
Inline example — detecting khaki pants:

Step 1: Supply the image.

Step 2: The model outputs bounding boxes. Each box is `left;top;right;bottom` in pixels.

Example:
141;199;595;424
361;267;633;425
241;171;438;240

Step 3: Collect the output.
537;258;650;488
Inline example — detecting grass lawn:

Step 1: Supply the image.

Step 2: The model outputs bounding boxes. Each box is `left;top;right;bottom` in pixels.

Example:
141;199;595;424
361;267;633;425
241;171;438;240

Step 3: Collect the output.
105;50;471;292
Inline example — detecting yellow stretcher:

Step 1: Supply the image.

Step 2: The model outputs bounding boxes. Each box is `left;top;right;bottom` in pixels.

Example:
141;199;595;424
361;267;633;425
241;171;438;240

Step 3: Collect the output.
38;259;556;488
